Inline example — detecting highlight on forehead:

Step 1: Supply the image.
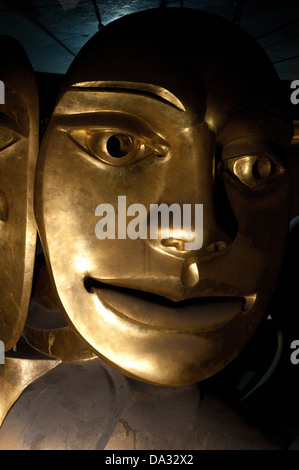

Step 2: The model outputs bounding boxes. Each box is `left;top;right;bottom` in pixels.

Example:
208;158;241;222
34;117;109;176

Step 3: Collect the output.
71;81;186;112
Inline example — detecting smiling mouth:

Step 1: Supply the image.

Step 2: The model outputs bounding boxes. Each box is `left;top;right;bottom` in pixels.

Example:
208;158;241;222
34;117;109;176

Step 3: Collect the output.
84;277;256;333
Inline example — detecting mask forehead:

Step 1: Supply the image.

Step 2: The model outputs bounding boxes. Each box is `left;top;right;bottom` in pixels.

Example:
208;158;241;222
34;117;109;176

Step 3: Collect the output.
0;36;39;351
61;8;292;138
35;9;293;385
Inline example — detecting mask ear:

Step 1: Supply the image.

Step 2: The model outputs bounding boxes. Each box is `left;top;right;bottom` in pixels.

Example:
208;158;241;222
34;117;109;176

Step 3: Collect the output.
0;35;39;352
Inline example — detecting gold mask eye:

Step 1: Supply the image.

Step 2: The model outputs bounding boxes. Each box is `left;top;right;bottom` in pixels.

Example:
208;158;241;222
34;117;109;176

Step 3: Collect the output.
233;155;272;187
103;133;133;158
67;129;166;166
219;154;284;189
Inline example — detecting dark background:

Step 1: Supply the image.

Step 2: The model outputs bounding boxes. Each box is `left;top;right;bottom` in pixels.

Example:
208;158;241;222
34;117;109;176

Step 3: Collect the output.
0;0;298;79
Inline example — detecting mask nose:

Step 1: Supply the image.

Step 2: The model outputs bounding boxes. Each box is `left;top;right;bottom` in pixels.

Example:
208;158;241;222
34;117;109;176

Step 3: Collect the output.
154;205;232;290
148;165;232;260
161;237;229;255
153;203;231;258
147;124;234;269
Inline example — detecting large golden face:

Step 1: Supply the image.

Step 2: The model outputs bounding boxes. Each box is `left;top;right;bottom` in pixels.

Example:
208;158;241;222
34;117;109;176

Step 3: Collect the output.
35;9;293;385
0;36;38;351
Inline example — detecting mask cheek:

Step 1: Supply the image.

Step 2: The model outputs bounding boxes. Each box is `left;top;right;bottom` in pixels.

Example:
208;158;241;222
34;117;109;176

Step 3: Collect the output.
221;170;292;275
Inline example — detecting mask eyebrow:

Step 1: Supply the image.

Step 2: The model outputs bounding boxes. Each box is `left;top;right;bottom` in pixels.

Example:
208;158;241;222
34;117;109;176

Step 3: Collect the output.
216;105;293;147
71;81;186;112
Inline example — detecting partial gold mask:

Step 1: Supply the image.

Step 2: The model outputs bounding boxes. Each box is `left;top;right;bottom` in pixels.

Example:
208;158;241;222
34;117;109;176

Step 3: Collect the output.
0;36;39;352
35;9;293;386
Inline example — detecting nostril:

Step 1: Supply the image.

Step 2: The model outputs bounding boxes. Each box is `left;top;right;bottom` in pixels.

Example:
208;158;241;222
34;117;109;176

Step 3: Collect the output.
84;277;94;293
161;239;229;254
161;238;186;251
206;241;228;253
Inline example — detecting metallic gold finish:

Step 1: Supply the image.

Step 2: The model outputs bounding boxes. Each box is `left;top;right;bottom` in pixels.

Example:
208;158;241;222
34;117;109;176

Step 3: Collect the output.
35;9;293;386
181;260;200;288
292;120;299;145
0;340;60;427
24;264;94;361
31;264;61;311
73;81;186;111
23;303;95;361
0;36;39;352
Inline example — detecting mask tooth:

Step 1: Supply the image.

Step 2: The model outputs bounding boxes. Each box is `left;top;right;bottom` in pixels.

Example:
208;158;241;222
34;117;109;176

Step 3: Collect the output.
242;294;257;312
181;260;199;288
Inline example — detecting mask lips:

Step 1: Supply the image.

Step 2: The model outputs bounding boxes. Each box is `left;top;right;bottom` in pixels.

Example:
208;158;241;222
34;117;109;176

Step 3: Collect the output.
85;277;257;334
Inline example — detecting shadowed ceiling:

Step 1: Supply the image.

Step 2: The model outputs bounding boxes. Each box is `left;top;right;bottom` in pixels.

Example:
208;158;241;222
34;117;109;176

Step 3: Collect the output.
0;0;298;80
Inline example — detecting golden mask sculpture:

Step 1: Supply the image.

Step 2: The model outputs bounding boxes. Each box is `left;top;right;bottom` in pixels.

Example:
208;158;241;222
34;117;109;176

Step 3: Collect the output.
0;36;39;352
32;8;293;387
0;36;60;426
